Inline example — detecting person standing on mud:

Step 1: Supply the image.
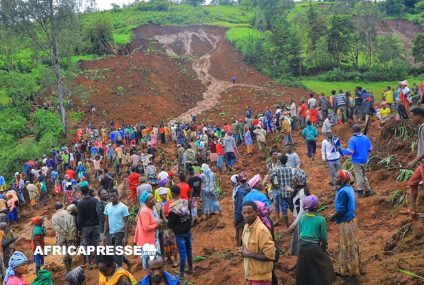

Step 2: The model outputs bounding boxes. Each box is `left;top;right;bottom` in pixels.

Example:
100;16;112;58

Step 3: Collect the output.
234;172;251;247
52;202;77;272
340;124;374;198
253;125;267;152
223;132;237;172
270;155;293;228
330;170;362;281
302;121;318;161
77;185;100;269
403;107;424;216
239;201;276;285
322;131;342;188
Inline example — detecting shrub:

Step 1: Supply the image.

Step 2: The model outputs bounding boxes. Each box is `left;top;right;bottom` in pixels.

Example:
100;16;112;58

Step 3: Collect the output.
317;68;362;82
362;62;409;81
136;0;171;11
83;18;114;55
32;109;63;140
0;108;29;138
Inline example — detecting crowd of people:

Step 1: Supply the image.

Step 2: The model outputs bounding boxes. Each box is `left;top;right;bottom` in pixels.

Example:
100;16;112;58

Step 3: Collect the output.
0;78;422;285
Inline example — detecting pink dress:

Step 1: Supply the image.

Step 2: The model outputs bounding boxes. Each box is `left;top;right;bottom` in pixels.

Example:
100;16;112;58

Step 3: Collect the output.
6;276;29;285
134;207;157;247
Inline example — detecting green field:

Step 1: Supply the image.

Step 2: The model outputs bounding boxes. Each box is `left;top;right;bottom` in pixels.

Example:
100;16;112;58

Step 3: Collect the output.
301;76;423;101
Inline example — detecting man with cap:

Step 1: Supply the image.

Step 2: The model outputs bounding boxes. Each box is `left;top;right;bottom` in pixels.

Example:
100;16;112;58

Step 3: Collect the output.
321;131;342;188
403;107;424;216
51;202;77;272
233;172;251;247
340;124;374;198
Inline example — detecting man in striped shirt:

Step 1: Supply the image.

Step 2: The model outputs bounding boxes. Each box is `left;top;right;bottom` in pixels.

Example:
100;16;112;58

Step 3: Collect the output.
270;155;293;228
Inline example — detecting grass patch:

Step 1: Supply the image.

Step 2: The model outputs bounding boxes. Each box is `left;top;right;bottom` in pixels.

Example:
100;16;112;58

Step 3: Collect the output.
226;27;264;52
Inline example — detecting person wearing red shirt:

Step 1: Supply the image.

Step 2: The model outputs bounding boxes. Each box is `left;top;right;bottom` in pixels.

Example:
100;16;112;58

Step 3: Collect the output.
177;173;190;200
253;117;259;126
128;167;141;201
216;139;224;173
65;168;75;180
223;124;231;133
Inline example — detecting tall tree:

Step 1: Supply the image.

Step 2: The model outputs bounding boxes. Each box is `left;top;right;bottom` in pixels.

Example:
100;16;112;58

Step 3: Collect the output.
10;0;90;136
357;2;379;67
269;17;302;77
306;1;326;69
377;34;405;66
327;15;353;67
0;0;22;71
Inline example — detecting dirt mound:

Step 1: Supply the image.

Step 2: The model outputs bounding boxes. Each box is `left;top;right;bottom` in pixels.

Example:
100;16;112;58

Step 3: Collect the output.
74;50;205;126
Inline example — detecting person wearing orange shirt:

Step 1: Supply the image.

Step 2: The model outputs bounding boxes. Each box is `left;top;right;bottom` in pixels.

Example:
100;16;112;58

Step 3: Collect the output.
298;100;307;128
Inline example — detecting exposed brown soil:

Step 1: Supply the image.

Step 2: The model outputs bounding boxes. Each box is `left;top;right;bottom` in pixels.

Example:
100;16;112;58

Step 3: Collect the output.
17;25;424;285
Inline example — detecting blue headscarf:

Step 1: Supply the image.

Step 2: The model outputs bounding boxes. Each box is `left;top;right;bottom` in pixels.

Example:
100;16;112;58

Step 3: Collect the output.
3;251;28;285
140;191;151;204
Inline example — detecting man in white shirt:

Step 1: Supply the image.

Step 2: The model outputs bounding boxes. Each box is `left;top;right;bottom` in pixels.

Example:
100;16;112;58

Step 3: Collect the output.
321;131;342;187
307;94;317;109
290;100;298;131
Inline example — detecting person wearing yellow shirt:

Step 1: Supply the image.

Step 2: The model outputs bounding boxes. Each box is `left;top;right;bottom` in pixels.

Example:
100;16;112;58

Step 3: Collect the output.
379;102;391;126
383;87;394;110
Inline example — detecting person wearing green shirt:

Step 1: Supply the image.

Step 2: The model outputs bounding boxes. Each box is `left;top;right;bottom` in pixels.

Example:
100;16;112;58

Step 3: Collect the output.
296;195;335;285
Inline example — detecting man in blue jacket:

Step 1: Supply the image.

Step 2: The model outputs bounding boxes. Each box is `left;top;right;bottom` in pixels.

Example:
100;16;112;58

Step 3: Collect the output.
340;124;374;198
139;255;180;285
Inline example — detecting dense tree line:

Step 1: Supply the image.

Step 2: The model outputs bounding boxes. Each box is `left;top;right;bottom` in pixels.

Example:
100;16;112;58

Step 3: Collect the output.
233;0;423;80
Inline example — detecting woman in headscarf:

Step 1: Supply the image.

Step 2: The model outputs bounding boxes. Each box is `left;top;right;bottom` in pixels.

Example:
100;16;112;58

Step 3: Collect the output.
154;179;172;204
330;170;362;280
3;251;29;285
296;195;335;285
64;266;86;285
200;164;222;219
134;191;163;269
254;201;279;285
243;174;271;208
6;191;19;224
288;169;310;256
